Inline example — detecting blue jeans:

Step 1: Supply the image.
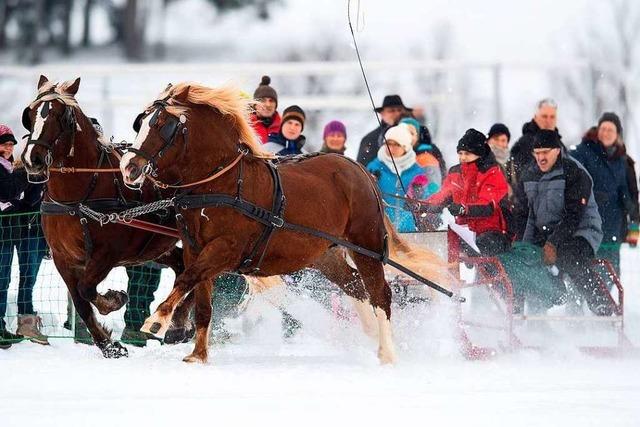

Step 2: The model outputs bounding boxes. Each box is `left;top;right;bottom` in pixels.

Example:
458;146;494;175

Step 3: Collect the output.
0;214;47;326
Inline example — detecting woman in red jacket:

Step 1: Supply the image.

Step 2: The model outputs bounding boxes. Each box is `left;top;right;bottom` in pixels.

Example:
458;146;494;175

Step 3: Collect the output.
421;128;511;256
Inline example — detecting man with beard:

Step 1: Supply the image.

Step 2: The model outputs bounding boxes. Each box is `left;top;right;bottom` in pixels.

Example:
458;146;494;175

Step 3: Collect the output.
513;130;614;316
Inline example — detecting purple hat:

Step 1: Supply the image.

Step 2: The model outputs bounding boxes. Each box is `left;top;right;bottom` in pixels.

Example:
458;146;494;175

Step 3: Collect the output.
323;120;347;139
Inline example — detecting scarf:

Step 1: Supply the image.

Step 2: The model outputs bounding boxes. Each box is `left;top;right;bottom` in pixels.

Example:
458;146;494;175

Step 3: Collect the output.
377;144;417;175
0;156;13;173
491;146;510;166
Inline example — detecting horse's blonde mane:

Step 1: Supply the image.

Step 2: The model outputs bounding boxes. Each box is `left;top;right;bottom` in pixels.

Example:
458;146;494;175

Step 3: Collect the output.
29;79;80;110
157;82;274;159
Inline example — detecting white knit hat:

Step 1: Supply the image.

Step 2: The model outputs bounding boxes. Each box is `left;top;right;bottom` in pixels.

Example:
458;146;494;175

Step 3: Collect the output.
384;123;413;153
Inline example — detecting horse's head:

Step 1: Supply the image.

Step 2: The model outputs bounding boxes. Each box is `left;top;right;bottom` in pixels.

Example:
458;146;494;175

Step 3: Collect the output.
22;75;82;180
120;84;190;188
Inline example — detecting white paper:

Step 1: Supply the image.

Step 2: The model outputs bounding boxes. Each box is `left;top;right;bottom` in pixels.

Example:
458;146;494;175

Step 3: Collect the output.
447;218;480;253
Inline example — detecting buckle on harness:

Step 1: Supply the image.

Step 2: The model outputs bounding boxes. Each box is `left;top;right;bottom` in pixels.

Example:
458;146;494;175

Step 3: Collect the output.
271;216;284;228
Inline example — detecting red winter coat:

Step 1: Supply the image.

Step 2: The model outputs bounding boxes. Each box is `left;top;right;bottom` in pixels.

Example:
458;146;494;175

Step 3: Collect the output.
426;154;509;235
250;112;282;144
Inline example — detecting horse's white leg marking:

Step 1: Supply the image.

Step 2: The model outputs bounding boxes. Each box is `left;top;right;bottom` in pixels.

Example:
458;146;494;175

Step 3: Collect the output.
374;307;397;365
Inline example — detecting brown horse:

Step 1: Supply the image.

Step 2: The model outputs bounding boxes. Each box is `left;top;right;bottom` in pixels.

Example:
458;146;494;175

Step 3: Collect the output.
21;76;192;358
121;83;452;364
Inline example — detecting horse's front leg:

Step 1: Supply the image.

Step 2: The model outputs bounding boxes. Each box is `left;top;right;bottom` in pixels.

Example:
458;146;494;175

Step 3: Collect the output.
140;239;233;354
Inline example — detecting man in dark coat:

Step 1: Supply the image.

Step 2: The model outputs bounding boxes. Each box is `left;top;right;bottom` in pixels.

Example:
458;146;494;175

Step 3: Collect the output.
570;113;639;274
508;98;566;238
357;95;411;166
518;130;614;316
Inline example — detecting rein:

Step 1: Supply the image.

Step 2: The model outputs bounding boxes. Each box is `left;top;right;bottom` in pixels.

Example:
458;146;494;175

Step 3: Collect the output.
50;166;121;173
145;150;246;190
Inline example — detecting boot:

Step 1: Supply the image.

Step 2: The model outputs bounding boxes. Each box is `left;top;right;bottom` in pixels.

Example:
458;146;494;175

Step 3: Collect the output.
121;328;161;347
73;315;93;345
0;327;22;349
16;314;49;345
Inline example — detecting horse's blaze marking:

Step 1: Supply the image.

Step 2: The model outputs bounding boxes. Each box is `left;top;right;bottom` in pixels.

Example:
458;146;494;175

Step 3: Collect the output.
24;102;49;166
32;102;48;140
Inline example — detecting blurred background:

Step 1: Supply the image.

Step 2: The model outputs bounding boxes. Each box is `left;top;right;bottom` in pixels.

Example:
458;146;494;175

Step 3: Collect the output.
1;0;639;163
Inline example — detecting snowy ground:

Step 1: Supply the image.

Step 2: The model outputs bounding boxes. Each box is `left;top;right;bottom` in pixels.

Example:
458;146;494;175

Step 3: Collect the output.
1;245;639;427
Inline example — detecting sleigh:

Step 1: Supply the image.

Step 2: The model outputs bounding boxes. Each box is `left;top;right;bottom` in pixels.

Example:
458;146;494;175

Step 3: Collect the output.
386;230;636;360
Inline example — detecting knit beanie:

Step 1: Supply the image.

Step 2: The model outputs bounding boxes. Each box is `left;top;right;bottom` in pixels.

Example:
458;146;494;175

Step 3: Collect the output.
488;123;511;141
323;120;347;139
253;75;278;105
282;105;306;130
598;112;623;137
457;128;488;156
0;125;17;145
533;129;562;149
384;123;413;153
400;117;421;135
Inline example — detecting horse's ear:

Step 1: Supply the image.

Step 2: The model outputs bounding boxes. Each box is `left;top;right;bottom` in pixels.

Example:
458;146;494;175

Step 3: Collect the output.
173;85;190;103
66;77;81;96
38;75;49;89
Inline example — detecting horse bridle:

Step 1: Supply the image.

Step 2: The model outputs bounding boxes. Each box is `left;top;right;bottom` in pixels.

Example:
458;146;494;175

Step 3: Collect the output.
21;89;78;183
129;99;187;179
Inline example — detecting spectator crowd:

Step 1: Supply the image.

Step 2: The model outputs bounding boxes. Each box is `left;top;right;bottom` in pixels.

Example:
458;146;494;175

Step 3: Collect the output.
1;75;639;349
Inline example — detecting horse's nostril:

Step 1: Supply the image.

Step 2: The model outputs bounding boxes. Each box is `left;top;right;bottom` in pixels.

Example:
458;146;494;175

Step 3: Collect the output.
127;163;141;181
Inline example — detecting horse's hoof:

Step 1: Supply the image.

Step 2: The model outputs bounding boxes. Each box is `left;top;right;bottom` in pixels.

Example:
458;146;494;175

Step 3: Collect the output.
377;348;397;365
164;322;196;345
149;322;162;334
99;341;129;359
140;315;168;339
183;353;207;364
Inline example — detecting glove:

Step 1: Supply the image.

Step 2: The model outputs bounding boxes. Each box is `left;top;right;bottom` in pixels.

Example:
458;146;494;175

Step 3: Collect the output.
542;242;557;265
626;223;639;247
447;203;466;216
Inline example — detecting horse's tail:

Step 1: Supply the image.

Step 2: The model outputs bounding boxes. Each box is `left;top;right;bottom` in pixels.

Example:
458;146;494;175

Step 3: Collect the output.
383;214;454;294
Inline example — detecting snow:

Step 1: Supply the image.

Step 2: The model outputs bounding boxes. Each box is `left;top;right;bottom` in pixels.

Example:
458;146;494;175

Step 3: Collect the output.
1;245;639;426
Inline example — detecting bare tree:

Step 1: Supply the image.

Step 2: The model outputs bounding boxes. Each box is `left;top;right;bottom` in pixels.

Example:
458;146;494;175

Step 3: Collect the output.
558;0;640;153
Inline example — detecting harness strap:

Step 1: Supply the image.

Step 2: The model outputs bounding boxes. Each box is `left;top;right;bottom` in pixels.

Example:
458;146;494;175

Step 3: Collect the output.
238;160;286;273
77;211;93;259
174;193;454;298
176;213;201;251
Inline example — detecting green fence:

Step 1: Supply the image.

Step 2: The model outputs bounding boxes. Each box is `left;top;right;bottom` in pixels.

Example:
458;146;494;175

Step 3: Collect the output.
0;211;254;347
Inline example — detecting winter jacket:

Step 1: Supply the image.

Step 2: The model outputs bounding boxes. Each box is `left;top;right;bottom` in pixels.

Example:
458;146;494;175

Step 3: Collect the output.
520;155;603;253
624;154;640;229
508;120;565;238
0;165;29;211
1;164;45;242
367;158;427;232
250;112;282;144
264;133;306;156
357;124;389;166
571;130;636;244
426;152;510;236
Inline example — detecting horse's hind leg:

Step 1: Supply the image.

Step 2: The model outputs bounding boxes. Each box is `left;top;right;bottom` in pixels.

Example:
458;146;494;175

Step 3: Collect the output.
350;252;396;364
312;247;378;339
183;281;213;363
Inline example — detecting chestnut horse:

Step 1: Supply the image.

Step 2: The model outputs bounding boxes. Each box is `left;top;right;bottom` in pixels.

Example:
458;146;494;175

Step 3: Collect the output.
21;76;193;358
121;83;452;364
